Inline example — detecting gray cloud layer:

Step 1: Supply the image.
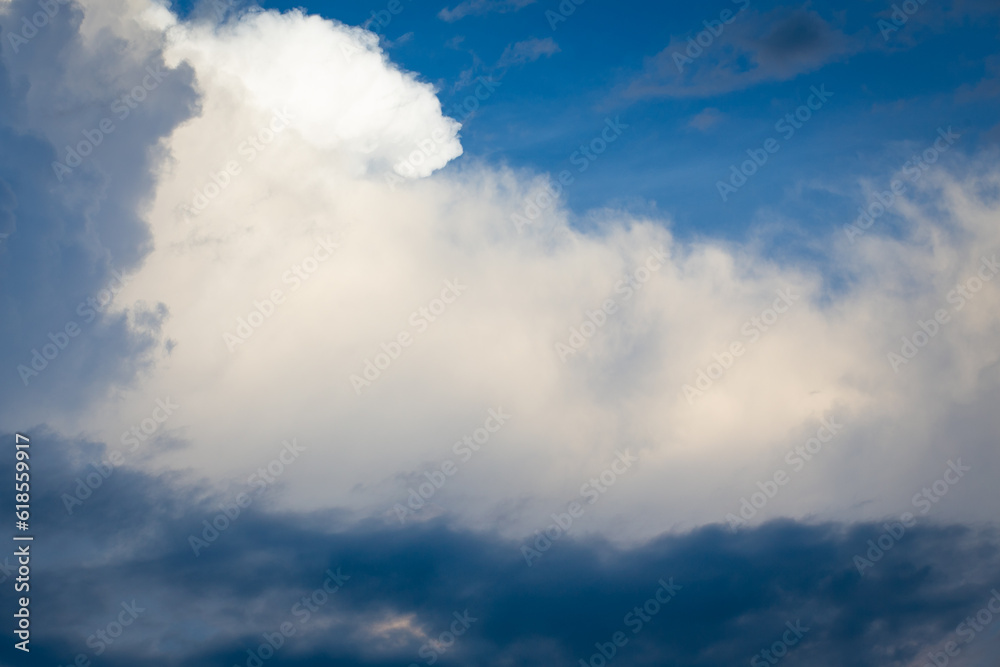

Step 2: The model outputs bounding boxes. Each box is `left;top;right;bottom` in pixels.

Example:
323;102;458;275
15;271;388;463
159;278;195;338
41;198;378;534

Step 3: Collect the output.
4;430;1000;666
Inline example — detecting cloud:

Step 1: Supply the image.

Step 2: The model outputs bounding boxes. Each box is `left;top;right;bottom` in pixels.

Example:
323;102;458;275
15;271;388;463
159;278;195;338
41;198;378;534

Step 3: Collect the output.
451;36;558;92
2;12;1000;667
623;8;862;99
874;0;1000;50
0;0;199;413
1;1;1000;663
956;53;1000;104
162;9;462;178
2;0;1000;553
688;107;724;131
7;430;1000;666
438;0;536;23
497;37;560;68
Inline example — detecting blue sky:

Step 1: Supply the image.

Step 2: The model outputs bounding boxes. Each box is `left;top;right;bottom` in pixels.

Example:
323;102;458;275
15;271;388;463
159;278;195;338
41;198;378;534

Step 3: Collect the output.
248;0;1000;241
2;0;1000;664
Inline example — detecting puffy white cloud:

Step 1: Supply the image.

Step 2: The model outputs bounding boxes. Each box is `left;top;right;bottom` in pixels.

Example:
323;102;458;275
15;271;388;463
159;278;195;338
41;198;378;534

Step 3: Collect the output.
162;8;461;180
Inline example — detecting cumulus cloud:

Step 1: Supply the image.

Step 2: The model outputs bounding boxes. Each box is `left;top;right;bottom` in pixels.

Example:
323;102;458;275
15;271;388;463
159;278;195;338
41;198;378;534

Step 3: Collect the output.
1;0;999;587
3;0;1000;662
164;9;462;179
1;0;999;555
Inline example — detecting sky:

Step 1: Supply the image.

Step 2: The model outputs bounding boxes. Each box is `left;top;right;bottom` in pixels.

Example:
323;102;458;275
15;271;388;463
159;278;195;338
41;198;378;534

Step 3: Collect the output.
0;0;1000;665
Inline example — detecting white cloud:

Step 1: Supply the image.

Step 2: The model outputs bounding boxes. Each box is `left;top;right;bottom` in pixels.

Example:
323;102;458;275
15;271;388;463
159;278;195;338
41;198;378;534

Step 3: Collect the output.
10;0;1000;546
163;9;461;179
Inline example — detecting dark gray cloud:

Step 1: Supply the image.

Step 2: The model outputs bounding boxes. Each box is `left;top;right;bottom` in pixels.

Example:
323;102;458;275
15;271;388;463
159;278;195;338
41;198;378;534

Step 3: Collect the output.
623;7;861;99
3;430;999;667
758;11;838;61
0;0;198;415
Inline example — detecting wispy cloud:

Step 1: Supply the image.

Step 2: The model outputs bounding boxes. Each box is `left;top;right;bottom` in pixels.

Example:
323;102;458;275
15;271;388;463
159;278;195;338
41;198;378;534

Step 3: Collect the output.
438;0;536;23
623;8;862;99
497;36;560;68
688;107;725;131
